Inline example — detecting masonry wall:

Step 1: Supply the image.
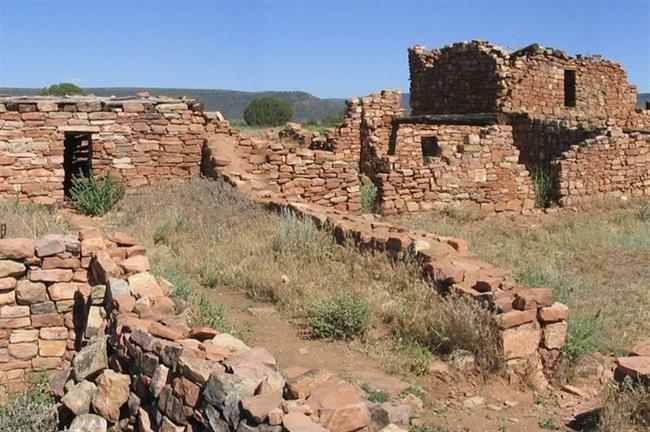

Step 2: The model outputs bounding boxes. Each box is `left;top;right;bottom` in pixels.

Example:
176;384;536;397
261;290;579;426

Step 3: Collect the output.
374;123;536;214
408;43;501;116
0;230;132;394
501;49;638;127
408;41;639;128
0;97;206;205
555;130;650;204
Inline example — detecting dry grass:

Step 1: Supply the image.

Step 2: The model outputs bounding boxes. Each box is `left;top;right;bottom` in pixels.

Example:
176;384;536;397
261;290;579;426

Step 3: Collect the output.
598;378;650;432
106;178;503;373
0;200;71;238
390;199;650;363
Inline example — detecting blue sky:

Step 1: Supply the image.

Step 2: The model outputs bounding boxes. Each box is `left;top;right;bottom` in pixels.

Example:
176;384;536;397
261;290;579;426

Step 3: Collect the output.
0;1;648;98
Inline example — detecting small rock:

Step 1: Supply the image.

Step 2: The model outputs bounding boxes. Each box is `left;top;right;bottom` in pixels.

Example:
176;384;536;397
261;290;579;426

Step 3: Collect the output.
463;395;486;409
69;414;107;432
61;380;97;416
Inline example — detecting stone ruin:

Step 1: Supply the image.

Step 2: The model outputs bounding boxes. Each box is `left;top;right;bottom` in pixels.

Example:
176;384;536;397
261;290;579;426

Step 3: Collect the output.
0;231;427;431
1;40;649;429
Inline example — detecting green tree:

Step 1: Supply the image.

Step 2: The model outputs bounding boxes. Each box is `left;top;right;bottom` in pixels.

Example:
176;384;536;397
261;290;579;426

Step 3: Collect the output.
39;82;84;96
243;96;293;126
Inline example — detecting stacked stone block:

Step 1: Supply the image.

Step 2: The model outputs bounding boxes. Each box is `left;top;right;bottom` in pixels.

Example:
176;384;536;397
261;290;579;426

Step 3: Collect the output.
555;128;650;204
374;124;536;214
0;231;419;431
0;96;209;204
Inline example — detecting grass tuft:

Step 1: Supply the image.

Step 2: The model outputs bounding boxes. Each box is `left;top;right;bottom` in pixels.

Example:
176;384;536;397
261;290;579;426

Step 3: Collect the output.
598;377;650;432
0;200;71;238
531;167;553;208
307;293;370;340
360;178;378;214
0;375;58;432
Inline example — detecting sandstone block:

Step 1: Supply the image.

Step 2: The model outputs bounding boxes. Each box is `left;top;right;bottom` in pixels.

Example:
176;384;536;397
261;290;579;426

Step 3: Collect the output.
128;272;162;298
543;321;568;349
502;322;541;360
0;277;16;290
0;260;26;278
92;369;131;423
538;302;569;322
241;391;283;423
15;280;48;304
8;342;38;360
68;414;107;432
0;239;35;260
29;269;73;283
513;288;554;310
62;380;97;416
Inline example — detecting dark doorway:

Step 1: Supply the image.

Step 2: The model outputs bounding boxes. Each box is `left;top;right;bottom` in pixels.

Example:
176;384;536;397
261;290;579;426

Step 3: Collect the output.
564;70;576;107
421;136;442;158
64;133;93;197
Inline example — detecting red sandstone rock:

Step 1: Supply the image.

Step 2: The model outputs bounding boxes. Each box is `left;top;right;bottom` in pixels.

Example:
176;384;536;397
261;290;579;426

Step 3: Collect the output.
106;232;139;246
502;322;541;360
497;309;537;329
0;239;35;260
189;327;218;341
120;255;150;273
631;340;650;357
128;272;163;298
29;269;73;283
241;391;283;423
92;369;131;423
90;251;123;283
513;288;555;310
538;302;569;322
81;236;107;256
282;412;329;432
616;356;650;380
319;401;371;432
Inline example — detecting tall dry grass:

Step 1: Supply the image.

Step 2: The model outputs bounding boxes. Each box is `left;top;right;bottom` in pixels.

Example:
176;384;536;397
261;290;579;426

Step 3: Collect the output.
394;199;650;365
108;178;503;372
0;200;71;238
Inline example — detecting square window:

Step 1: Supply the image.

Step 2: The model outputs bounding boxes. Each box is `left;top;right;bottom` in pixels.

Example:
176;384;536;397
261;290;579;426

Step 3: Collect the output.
421;136;441;158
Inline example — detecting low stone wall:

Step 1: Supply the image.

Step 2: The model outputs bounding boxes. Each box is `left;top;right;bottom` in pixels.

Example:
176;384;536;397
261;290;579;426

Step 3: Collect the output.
555;129;650;205
0;230;148;394
373;123;536;214
274;200;568;379
0;231;422;431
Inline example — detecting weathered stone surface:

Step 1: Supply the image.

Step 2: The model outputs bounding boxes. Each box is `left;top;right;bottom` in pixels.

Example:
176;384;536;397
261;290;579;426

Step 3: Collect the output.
543;321;568;349
616;356;650;380
73;338;108;381
15;280;48;304
48;282;89;301
282;412;329;432
0;277;16;290
513;288;555;310
35;235;65;257
62;380;97;416
39;339;67;357
286;369;335;399
68;413;107;432
90;251;123;283
178;353;225;385
241;391;283;423
203;369;257;428
8;342;38;359
151;364;170;397
128;272;163;298
224;346;277;384
0;239;35;260
0;260;26;278
502;322;541;360
29;269;73;283
1;305;30;318
92;369;131;423
497;309;537;329
212;333;250;353
538;302;569;322
371;403;411;430
631;340;650;357
120;255;150;273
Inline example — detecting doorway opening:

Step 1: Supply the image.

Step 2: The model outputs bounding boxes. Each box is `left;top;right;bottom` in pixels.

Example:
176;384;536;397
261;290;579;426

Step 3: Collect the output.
64;132;93;197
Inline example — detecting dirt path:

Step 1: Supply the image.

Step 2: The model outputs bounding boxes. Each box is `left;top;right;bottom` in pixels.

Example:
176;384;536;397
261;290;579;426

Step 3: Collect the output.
205;286;591;432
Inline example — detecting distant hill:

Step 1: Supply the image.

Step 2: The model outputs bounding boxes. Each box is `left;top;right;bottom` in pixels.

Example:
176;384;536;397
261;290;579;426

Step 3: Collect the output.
0;87;346;122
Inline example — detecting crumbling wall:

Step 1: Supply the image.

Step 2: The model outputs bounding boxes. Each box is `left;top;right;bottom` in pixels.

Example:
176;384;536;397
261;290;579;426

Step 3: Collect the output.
0;97;207;205
374;123;535;214
555;129;650;204
0;230;145;395
510;115;598;171
408;43;502;115
502;46;638;127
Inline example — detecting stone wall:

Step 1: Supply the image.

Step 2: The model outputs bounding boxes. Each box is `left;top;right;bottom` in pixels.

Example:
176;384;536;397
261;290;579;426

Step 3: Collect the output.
0;96;208;205
1;231;422;432
373;123;536;214
0;229;144;395
408;41;639;127
408;43;500;115
555;129;650;205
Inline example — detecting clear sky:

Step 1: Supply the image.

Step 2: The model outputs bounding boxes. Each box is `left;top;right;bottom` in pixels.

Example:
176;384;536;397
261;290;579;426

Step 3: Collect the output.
0;0;648;98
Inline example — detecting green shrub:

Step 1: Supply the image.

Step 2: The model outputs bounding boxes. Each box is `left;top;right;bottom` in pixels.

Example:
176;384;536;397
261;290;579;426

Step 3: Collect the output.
0;376;58;431
531;167;553;208
561;312;602;368
69;174;125;216
360;178;378;214
307;293;370;340
243;96;293;126
638;202;650;222
39;82;84;96
360;383;390;403
152;213;189;244
273;208;332;258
